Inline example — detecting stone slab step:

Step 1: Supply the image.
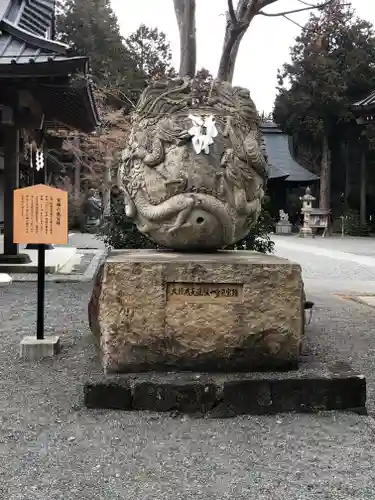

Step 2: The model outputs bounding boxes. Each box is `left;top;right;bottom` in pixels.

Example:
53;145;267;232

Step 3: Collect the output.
0;273;12;285
83;361;366;417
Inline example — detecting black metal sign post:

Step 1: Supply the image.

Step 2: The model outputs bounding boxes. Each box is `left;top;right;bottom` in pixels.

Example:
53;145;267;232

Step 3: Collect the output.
15;131;68;360
34;138;46;341
36;243;46;340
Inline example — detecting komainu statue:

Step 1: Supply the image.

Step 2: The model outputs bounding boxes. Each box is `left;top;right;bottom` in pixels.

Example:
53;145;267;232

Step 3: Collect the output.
118;77;268;251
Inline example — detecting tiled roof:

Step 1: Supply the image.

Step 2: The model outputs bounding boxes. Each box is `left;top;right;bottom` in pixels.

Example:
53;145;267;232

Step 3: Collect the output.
0;31;69;65
0;0;56;38
0;0;68;63
353;90;375;109
261;122;319;183
18;0;55;38
0;0;100;132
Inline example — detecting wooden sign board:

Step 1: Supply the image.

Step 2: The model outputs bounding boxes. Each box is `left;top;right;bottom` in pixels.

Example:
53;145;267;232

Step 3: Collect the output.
13;184;68;245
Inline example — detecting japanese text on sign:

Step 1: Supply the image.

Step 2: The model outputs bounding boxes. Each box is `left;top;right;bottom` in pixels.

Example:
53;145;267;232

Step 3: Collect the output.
13;185;68;245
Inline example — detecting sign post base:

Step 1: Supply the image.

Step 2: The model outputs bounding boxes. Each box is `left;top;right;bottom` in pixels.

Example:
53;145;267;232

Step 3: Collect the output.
20;336;61;361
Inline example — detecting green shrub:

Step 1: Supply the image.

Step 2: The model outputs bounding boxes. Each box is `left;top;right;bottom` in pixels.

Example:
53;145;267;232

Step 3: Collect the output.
230;206;275;254
331;210;371;236
335;209;371;237
97;194;156;249
68;192;85;231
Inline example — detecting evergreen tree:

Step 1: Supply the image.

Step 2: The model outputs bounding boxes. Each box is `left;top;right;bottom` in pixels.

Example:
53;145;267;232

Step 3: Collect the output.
125;24;176;81
274;0;375;211
56;0;146;102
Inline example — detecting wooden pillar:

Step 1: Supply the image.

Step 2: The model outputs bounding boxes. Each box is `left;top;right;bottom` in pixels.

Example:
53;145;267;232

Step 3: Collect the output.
0;121;31;263
360;147;367;226
0;125;29;262
3;125;19;256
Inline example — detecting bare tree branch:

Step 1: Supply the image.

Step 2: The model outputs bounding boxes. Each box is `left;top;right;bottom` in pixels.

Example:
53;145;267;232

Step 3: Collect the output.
297;0;317;6
227;0;237;24
173;0;197;78
217;0;335;83
258;0;334;17
283;14;304;28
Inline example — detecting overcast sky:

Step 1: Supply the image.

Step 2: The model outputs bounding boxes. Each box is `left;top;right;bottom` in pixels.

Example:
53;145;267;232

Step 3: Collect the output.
111;0;375;114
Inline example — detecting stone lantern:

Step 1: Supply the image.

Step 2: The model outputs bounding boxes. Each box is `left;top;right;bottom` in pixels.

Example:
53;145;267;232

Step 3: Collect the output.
299;187;315;237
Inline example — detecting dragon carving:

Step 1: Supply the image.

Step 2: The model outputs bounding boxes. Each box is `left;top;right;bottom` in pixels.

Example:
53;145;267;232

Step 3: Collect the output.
118;77;268;251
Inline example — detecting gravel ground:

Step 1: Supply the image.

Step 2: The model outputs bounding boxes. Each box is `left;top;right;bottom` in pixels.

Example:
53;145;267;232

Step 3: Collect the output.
273;236;375;413
273;234;375;257
274;237;375;294
1;282;375;499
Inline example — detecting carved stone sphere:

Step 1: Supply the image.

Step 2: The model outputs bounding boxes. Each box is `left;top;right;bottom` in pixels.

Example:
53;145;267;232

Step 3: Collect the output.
118;78;268;251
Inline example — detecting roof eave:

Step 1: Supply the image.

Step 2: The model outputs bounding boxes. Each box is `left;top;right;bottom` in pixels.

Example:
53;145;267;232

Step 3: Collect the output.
29;78;101;133
285;177;319;183
85;81;100;131
351;104;375;116
1;19;69;54
268;174;290;181
352;89;375;109
0;55;89;76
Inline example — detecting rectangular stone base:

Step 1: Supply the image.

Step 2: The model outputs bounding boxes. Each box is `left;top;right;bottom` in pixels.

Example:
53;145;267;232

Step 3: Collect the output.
276;223;292;234
20;336;60;360
83;362;366;416
89;250;305;373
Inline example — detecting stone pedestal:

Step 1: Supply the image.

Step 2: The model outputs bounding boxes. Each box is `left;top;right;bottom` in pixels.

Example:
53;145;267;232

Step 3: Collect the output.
276;222;292;234
88;250;305;373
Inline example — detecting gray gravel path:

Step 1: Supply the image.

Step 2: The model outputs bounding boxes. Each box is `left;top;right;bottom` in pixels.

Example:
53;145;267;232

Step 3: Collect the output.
273;234;375;256
273;235;375;293
1;282;375;499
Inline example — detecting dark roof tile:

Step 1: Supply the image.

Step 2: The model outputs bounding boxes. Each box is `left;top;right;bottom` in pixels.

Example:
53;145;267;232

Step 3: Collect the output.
0;0;100;132
261;123;319;183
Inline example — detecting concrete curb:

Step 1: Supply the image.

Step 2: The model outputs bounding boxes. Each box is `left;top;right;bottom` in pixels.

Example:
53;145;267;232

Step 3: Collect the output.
6;249;108;282
83;362;367;417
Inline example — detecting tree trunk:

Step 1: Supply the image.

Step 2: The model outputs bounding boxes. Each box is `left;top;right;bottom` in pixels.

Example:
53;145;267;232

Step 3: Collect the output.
360;148;367;226
342;141;350;209
217;25;247;83
216;0;330;82
217;0;277;82
103;151;112;217
217;0;257;82
173;0;196;78
319;134;331;210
